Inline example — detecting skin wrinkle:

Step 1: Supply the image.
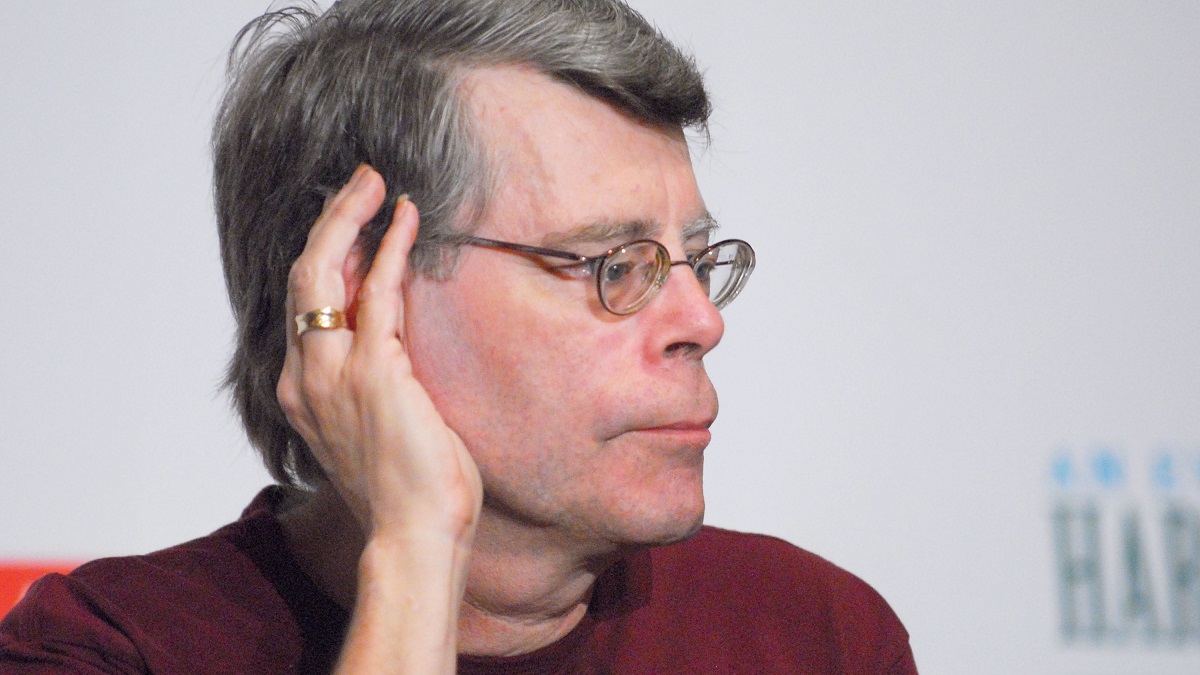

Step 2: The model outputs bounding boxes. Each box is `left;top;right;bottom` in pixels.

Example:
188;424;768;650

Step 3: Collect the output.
538;212;719;253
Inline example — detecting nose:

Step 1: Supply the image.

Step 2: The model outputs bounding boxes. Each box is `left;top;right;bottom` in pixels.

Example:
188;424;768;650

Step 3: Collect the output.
642;261;725;360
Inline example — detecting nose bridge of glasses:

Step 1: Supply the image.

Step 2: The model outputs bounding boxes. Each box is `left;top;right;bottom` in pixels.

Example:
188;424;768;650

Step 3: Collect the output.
668;258;701;282
661;257;714;304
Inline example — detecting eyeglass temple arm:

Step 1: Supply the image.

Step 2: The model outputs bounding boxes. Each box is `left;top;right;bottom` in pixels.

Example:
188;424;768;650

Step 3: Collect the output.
464;236;590;263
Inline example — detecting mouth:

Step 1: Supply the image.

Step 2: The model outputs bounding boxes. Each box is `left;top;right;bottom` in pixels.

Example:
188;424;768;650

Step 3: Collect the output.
644;420;713;431
627;421;714;447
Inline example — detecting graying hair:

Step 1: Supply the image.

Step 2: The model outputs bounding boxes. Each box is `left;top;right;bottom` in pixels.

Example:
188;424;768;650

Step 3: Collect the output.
214;0;712;487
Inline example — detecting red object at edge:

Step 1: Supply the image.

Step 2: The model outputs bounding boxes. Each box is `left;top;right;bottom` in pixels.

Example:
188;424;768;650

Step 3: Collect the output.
0;562;80;616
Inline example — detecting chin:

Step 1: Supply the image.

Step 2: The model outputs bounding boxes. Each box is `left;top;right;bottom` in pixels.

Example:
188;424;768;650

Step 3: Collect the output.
634;468;707;544
610;495;706;549
655;513;705;546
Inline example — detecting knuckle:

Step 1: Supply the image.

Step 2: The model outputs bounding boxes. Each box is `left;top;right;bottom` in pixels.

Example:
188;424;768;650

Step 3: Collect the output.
287;258;320;294
276;377;303;422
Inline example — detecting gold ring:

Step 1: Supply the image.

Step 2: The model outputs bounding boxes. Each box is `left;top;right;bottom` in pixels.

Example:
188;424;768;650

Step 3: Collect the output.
295;306;347;337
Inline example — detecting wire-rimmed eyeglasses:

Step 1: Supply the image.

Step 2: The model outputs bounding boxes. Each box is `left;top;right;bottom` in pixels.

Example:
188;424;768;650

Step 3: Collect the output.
463;236;755;315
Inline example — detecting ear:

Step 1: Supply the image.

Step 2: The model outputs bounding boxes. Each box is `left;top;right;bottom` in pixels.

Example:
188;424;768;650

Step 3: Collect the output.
341;243;366;331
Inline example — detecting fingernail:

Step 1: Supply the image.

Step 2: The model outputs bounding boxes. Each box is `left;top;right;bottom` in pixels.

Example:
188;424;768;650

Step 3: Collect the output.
394;193;411;218
349;163;370;188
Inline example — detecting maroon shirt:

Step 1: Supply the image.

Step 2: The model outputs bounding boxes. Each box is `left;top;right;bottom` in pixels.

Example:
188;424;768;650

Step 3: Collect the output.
1;489;917;673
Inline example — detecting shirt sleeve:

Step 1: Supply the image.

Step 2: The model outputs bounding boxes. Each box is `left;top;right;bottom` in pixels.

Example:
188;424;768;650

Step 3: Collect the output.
0;574;147;674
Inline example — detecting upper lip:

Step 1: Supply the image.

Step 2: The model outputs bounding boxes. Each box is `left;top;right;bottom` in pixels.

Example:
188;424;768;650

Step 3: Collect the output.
639;419;714;431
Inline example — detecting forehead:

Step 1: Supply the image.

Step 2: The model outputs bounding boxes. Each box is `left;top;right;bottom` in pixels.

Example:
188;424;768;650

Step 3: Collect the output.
460;66;706;244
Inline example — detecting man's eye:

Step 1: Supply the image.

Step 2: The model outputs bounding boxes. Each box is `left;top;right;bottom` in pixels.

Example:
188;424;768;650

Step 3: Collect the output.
603;261;636;284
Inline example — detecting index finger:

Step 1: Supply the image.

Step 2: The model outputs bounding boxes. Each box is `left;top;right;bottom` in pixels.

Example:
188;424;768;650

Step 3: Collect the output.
286;164;387;342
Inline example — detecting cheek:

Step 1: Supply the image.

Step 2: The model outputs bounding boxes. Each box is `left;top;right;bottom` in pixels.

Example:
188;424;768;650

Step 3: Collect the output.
405;282;573;434
406;264;647;449
578;329;646;421
404;277;493;421
477;314;616;425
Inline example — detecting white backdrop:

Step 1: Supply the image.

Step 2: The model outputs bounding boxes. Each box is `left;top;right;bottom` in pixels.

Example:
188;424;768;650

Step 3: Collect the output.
2;2;1198;673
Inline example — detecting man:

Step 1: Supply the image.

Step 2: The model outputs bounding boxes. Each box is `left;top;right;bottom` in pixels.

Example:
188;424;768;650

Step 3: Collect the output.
1;0;916;672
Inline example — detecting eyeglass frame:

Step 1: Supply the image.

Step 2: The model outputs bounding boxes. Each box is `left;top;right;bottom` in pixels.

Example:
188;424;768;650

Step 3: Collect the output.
462;235;755;315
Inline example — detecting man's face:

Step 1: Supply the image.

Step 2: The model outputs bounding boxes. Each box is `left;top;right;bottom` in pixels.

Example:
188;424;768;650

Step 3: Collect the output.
404;66;724;555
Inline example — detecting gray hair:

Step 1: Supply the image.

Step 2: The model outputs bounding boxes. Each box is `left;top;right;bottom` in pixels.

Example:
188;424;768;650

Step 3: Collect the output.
214;0;712;487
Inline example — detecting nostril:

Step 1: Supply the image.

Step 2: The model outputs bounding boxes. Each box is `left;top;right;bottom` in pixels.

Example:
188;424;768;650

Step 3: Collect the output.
664;341;702;358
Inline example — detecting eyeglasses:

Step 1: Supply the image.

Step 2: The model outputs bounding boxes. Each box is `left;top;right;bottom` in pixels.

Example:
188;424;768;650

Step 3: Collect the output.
463;236;755;315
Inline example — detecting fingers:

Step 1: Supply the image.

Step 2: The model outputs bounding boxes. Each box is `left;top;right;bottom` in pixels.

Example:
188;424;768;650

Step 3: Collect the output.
355;195;419;349
271;165;481;549
279;164;388;434
288;164;386;338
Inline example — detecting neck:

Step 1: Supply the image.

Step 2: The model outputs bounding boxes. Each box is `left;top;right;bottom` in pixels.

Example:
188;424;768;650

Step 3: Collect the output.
278;486;621;658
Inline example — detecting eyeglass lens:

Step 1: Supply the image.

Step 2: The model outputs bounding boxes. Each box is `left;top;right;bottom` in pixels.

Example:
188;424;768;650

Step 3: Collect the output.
598;240;754;315
700;240;754;309
597;242;669;314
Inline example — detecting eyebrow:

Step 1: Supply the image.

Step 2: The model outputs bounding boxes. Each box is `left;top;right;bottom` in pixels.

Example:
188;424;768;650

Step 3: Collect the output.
540;212;720;251
682;213;720;241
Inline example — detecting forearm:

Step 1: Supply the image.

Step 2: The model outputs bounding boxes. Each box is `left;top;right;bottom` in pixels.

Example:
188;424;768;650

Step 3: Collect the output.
336;532;473;674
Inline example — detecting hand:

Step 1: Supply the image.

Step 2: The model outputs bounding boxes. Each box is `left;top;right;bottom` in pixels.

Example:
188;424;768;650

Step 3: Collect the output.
277;164;482;541
275;164;483;673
